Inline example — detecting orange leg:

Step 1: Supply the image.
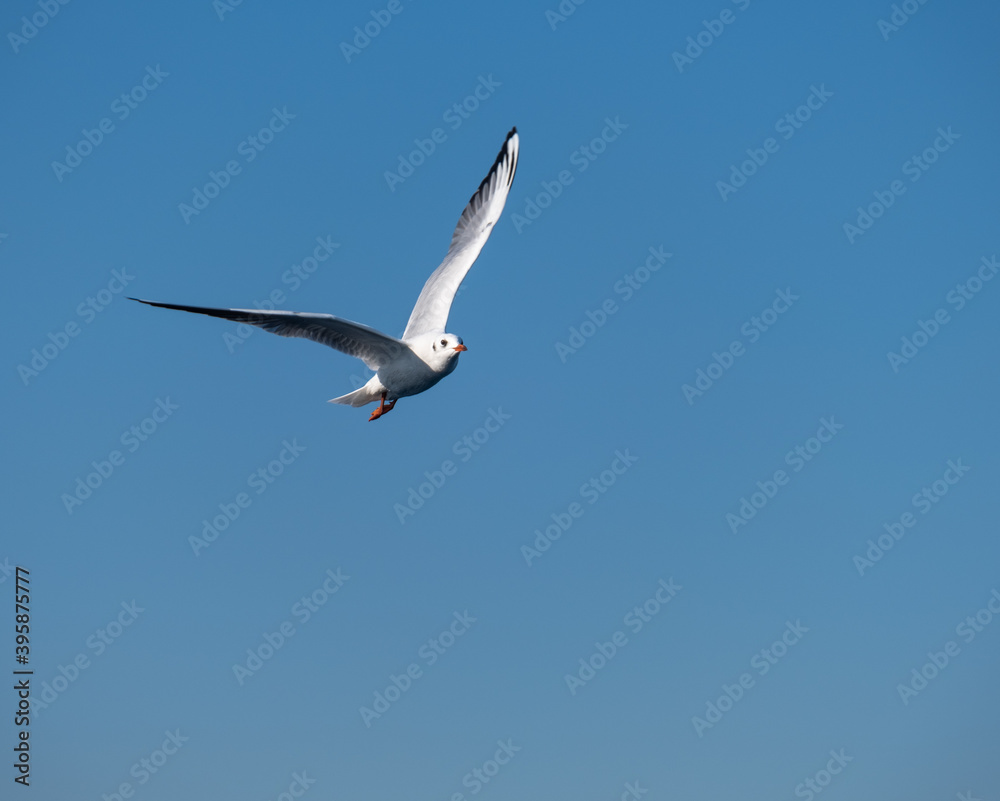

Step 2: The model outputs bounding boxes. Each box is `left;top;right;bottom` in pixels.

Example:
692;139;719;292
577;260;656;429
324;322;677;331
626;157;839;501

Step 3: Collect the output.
368;392;397;422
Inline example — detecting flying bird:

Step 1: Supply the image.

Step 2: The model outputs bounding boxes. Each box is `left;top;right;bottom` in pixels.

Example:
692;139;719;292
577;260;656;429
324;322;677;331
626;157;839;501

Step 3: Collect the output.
132;127;519;421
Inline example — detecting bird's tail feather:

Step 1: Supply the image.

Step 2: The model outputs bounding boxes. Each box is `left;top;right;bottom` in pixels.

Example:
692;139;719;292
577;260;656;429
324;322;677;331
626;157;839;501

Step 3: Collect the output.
328;386;377;407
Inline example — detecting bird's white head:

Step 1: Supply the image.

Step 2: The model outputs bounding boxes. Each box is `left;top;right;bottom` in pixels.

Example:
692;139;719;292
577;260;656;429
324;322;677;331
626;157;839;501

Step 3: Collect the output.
414;332;467;373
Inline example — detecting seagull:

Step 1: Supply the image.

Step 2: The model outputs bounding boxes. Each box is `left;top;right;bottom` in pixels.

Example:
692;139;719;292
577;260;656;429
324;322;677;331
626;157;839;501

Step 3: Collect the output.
132;127;519;421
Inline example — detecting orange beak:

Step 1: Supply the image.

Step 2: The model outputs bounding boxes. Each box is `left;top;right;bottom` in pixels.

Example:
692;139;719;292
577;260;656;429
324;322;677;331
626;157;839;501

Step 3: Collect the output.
453;344;468;352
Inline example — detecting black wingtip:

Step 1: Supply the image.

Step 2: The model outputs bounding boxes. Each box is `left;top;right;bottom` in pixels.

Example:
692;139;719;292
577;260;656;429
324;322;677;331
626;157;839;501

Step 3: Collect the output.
465;127;520;208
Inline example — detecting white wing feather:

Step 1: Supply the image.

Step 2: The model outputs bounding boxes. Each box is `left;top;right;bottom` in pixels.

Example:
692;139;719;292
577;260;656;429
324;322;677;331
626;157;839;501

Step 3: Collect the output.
130;299;406;370
401;128;519;340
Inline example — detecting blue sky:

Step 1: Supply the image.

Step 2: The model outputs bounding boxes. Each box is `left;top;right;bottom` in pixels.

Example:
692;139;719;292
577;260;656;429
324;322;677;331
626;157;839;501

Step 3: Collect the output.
3;0;1000;798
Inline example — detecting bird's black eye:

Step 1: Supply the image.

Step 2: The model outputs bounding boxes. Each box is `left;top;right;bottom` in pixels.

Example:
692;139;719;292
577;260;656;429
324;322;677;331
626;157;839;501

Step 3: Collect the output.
441;339;447;346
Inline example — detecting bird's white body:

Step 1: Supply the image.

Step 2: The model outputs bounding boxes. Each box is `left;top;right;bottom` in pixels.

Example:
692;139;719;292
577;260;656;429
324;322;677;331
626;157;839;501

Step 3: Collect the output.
331;331;464;407
132;128;520;420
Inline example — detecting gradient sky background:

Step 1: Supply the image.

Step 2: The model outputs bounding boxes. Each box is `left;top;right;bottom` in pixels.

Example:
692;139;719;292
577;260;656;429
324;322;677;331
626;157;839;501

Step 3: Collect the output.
3;1;1000;799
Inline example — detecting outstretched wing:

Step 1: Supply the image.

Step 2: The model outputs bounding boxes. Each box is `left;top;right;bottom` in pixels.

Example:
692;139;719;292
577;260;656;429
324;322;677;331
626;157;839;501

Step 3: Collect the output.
401;127;519;340
130;298;406;370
